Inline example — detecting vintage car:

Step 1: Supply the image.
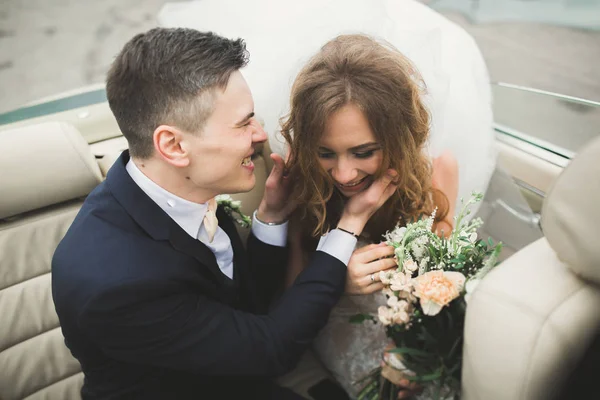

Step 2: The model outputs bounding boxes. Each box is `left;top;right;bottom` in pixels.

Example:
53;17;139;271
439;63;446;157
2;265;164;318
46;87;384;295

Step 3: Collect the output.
1;0;599;396
1;80;598;400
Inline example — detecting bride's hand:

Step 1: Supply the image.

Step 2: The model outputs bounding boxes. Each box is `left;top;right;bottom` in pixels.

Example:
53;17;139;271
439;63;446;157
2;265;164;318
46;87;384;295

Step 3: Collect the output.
382;343;423;399
345;243;397;295
337;169;398;236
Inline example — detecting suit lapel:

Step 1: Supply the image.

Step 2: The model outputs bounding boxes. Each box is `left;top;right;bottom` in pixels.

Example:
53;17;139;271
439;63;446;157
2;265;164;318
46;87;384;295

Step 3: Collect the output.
105;151;230;283
167;225;230;284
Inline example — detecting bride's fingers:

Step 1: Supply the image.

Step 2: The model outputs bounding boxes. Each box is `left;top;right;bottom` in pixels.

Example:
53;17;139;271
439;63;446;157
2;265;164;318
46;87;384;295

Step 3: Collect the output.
362;282;384;294
354;242;386;256
363;258;397;276
356;244;395;263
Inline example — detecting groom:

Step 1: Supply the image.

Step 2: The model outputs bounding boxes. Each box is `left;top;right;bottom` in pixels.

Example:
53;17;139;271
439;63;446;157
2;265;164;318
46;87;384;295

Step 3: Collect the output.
52;28;397;399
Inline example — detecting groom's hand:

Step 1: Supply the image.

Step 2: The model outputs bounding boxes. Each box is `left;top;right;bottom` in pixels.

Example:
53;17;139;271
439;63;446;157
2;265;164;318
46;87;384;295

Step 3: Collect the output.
256;153;297;223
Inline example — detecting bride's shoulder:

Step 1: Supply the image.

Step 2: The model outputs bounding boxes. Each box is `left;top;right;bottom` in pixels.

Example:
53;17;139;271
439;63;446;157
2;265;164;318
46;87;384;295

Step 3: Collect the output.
431;150;459;193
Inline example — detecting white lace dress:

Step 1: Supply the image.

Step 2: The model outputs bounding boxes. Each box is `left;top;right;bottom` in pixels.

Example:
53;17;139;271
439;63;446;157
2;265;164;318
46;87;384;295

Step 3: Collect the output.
313;291;388;398
310;238;388;398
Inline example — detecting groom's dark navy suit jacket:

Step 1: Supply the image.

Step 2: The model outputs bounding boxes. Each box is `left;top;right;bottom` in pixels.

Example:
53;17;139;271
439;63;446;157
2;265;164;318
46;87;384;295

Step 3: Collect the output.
52;151;346;399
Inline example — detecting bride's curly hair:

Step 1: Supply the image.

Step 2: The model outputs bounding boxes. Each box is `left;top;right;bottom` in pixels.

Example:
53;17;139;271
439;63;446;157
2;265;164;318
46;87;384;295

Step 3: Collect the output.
280;34;449;242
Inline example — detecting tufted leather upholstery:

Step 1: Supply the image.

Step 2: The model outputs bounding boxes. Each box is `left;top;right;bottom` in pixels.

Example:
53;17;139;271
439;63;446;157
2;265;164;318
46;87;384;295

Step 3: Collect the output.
0;120;329;399
0;122;102;399
462;136;600;400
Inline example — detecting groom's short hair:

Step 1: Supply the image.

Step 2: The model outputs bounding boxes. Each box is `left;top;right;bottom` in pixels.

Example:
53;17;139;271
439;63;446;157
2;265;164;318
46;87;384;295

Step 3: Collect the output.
106;28;249;159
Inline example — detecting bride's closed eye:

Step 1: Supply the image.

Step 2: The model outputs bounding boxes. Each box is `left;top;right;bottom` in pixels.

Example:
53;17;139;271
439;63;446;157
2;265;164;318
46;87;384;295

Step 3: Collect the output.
317;151;335;159
353;149;380;159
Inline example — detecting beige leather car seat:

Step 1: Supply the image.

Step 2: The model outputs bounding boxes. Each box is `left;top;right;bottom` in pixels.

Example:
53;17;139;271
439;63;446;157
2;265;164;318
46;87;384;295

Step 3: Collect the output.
0;120;331;399
462;136;600;400
0;122;102;399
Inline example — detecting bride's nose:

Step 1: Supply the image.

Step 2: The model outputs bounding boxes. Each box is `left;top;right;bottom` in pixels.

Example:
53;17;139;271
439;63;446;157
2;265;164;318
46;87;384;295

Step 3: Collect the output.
331;158;358;184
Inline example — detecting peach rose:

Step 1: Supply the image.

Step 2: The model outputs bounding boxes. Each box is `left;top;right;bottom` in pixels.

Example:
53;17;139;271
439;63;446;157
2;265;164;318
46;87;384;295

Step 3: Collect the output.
413;270;465;316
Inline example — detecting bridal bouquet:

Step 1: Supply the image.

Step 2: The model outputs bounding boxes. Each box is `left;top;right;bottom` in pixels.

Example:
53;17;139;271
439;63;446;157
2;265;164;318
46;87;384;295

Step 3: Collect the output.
355;192;502;400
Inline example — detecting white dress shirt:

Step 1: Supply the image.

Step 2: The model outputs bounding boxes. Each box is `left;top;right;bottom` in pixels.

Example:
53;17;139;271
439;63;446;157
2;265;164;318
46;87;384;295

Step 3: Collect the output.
126;159;357;278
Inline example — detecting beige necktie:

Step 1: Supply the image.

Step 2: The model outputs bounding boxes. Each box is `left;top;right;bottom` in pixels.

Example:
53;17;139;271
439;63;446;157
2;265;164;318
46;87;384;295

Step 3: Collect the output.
203;197;219;243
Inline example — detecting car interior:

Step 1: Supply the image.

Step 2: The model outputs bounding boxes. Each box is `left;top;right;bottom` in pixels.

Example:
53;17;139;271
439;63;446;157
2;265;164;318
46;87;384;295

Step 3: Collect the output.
0;84;598;399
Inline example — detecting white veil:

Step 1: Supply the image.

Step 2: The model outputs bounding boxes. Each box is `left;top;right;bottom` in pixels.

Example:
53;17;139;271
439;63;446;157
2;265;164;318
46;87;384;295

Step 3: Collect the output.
158;0;497;217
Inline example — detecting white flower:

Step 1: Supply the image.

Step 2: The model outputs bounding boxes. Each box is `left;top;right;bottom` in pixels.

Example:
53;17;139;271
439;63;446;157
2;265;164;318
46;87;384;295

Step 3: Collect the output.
390;271;412;292
418;256;429;272
215;194;233;202
386;226;407;244
379;270;394;285
378;306;395;326
469;232;478;243
403;259;418;273
411;242;425;258
397;289;417;303
426;208;437;231
387;295;400;308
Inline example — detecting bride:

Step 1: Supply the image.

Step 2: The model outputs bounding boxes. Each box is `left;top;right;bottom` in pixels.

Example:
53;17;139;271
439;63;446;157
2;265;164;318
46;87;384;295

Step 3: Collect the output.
158;0;496;397
280;33;458;397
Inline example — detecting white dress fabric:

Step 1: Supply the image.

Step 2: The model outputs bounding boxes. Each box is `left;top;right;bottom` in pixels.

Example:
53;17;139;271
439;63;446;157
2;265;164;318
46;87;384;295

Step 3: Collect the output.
312;238;389;397
158;1;497;397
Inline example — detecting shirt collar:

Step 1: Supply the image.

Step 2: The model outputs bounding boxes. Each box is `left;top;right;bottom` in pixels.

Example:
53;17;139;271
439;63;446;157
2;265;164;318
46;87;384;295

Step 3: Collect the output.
126;159;207;239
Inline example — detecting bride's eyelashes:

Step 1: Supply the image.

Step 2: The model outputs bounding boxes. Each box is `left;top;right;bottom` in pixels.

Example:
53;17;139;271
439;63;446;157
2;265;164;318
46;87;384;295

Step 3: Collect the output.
354;148;380;159
317;151;335;159
317;148;381;160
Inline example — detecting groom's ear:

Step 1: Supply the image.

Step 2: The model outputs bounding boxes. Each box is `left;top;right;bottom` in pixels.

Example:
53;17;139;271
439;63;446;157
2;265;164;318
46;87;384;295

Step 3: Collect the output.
153;125;190;168
307;378;350;400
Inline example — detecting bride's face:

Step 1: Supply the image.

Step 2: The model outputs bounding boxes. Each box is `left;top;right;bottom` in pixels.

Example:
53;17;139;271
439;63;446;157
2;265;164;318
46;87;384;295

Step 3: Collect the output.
317;103;384;197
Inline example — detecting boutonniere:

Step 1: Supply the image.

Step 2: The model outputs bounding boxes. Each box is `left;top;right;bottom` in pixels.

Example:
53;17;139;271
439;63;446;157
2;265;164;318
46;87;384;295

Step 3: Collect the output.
215;194;252;228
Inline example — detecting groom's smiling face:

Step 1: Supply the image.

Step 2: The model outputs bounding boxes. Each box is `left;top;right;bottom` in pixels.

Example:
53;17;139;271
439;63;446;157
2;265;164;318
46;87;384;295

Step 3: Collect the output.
317;103;383;197
183;71;267;197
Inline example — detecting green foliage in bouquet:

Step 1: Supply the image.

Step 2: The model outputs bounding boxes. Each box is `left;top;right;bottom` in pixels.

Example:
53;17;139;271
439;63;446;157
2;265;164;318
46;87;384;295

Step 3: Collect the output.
353;192;503;400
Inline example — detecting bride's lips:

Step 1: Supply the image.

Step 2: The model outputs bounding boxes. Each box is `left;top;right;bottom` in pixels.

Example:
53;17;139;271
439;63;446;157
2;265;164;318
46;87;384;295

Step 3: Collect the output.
335;176;370;193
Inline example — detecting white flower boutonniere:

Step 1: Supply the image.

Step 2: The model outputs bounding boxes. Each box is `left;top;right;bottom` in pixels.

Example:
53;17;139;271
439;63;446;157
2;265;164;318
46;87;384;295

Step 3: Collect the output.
215;194;252;228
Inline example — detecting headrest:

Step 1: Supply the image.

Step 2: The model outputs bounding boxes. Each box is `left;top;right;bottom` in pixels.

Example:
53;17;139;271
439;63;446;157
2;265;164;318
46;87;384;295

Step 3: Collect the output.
0;122;102;219
542;136;600;284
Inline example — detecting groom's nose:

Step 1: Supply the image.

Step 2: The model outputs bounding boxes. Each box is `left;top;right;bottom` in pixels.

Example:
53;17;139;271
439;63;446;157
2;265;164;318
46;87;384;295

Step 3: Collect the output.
251;119;267;143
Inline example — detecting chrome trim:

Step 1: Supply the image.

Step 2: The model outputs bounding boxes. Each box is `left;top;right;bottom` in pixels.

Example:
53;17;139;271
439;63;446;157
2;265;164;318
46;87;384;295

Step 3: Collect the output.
491;199;542;230
494;82;600;107
494;124;572;168
512;177;546;199
494;122;575;160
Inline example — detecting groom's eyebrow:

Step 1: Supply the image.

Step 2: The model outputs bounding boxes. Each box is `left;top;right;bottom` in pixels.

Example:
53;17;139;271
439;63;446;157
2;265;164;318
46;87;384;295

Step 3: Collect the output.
235;112;255;126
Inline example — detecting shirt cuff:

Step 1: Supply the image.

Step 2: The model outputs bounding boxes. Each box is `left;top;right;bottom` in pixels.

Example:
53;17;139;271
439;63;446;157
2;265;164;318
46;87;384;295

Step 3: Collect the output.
316;229;358;265
251;214;288;247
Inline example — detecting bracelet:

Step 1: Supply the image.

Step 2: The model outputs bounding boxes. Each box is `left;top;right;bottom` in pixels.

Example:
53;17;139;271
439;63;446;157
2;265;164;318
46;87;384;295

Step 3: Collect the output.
336;226;360;239
252;210;287;226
